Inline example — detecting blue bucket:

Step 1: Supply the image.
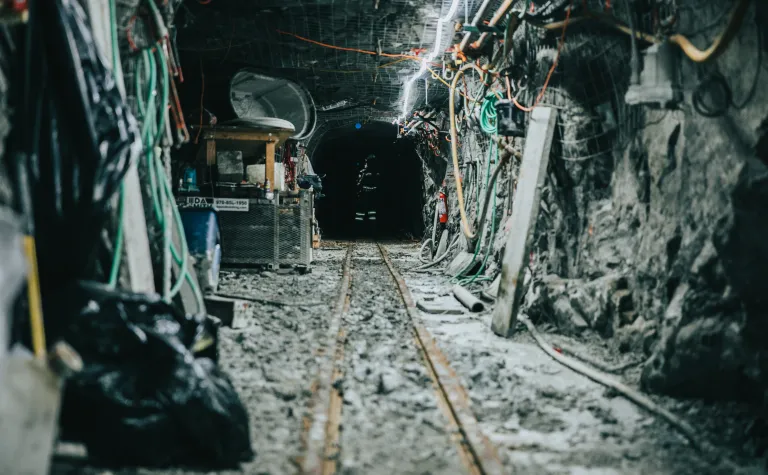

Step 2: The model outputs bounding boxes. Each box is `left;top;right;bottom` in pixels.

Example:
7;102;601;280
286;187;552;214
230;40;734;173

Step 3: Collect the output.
179;209;221;291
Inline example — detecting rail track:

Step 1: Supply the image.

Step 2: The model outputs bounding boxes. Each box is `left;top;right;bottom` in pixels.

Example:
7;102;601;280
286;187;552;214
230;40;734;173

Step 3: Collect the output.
302;241;506;475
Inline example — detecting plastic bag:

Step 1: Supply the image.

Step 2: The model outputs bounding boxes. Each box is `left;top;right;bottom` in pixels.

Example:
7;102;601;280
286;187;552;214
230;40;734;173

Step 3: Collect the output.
55;282;253;468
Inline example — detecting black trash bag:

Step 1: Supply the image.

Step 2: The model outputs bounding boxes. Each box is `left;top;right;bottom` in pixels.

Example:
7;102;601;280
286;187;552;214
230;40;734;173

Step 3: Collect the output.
55;282;253;468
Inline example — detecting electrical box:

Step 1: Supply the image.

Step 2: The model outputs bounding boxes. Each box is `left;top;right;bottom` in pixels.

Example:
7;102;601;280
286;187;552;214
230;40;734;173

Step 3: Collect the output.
495;99;526;137
625;41;682;108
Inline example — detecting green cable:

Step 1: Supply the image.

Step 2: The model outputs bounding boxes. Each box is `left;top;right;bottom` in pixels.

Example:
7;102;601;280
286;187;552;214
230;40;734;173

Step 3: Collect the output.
107;0;125;288
479;93;499;135
461;133;499;286
133;46;202;310
453;96;501;283
452;138;495;282
108;184;125;287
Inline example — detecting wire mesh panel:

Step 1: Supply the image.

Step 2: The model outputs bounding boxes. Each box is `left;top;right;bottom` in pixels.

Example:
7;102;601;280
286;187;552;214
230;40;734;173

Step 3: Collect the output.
219;191;312;268
277;192;313;265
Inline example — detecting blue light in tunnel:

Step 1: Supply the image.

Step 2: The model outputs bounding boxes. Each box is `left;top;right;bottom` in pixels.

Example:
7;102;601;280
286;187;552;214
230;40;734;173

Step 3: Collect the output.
355;122;362;129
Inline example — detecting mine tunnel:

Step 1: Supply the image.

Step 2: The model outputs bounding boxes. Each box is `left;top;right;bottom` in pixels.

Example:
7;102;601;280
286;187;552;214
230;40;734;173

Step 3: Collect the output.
3;1;768;475
312;124;424;240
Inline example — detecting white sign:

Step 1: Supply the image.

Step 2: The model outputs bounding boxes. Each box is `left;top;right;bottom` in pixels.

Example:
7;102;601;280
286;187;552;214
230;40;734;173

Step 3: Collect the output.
178;197;249;212
213;198;250;212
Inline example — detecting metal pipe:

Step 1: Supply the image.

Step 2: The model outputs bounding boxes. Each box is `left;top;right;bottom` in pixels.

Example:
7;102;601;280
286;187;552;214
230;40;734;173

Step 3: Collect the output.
453;284;486;312
471;0;518;50
458;0;495;52
623;0;641;85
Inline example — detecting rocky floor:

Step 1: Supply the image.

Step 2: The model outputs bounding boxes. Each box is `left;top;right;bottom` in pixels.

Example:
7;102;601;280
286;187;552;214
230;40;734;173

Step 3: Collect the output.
383;242;768;475
50;241;768;475
337;242;463;474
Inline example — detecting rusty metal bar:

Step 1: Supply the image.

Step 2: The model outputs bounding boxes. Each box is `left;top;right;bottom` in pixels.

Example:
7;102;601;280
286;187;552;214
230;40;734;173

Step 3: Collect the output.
302;244;354;475
377;244;508;475
471;0;518;50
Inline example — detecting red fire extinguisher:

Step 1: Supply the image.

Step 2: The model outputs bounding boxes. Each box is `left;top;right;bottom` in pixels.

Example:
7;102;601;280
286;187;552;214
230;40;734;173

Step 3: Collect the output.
10;0;27;12
437;184;448;224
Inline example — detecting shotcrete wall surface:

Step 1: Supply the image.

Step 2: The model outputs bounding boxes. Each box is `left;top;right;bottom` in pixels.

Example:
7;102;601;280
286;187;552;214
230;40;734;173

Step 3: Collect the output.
418;2;768;406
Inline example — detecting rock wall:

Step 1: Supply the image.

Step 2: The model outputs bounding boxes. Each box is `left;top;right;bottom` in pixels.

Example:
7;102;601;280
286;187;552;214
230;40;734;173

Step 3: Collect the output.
417;0;768;403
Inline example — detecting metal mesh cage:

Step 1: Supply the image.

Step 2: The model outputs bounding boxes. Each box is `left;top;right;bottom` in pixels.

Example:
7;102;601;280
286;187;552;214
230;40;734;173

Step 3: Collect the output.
218;191;313;267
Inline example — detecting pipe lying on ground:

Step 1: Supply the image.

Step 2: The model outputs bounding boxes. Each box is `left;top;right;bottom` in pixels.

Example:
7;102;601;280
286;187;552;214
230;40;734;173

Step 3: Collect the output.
453;284;485;312
520;316;731;466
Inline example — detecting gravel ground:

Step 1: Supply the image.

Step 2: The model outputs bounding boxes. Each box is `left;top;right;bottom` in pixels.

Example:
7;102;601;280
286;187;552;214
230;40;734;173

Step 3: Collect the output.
383;242;768;475
336;242;464;475
48;241;768;475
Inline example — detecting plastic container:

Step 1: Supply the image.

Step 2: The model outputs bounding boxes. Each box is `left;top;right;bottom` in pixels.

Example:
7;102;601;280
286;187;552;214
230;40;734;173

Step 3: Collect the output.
179;209;221;292
246;164;285;190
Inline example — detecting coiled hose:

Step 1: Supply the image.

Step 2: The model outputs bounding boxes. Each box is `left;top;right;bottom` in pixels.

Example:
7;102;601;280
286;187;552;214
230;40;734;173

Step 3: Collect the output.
132;44;204;311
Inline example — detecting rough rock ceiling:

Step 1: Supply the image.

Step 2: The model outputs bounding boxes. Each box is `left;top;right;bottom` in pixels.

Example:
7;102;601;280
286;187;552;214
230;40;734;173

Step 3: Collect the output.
177;0;501;131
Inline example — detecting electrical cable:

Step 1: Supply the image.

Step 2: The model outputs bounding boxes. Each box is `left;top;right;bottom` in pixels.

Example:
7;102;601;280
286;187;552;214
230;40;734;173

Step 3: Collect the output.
521;316;728;464
459;133;500;286
419;238;435;264
514;0;573;112
413;235;461;271
731;18;762;109
133;42;204;311
479;93;499;134
692;71;731;117
623;0;640;85
690;16;761;117
107;0;125;288
275;29;417;60
536;0;750;64
449;62;488;241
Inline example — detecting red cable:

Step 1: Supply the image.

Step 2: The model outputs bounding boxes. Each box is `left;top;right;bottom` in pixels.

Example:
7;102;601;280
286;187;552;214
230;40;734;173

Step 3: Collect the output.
513;0;573;112
198;0;212;4
126;15;139;52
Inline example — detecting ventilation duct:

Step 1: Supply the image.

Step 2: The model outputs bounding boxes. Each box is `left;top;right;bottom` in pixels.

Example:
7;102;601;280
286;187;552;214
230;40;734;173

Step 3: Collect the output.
229;70;317;140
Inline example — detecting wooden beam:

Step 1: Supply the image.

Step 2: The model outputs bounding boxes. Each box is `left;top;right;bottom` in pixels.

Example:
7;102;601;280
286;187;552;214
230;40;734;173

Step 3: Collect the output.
170;215;206;316
122;166;156;293
86;0;154;293
491;107;557;338
265;141;276;189
200;129;287;144
205;139;216;166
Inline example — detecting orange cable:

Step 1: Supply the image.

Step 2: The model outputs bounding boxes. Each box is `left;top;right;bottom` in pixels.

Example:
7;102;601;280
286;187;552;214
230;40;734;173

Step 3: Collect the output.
513;0;573;112
275;29;415;60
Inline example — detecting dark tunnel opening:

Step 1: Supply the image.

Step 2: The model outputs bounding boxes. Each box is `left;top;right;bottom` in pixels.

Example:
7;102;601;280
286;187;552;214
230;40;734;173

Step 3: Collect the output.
312;124;424;240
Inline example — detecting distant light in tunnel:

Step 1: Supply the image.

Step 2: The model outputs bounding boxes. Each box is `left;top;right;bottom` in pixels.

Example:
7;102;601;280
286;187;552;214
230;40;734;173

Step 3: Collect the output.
355;122;362;129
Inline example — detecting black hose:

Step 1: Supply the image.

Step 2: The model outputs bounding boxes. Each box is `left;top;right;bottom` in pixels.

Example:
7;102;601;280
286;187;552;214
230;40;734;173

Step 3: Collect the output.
470;151;510;249
692;72;732;118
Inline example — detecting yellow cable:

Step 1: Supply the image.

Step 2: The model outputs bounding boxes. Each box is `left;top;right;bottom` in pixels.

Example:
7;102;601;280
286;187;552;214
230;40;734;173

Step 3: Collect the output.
539;0;750;63
450;62;487;241
23;236;46;359
668;0;751;63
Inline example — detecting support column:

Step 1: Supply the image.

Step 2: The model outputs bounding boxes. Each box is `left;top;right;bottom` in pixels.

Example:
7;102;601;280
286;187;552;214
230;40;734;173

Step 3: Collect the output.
265;140;276;188
491;107;557;338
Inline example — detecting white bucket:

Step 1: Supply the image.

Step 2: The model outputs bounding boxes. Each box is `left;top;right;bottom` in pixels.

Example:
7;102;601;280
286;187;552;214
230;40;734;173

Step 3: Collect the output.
246;164;285;190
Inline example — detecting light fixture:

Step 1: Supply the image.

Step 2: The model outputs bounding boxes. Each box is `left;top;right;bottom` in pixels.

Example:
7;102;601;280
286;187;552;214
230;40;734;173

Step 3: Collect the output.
398;0;462;121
